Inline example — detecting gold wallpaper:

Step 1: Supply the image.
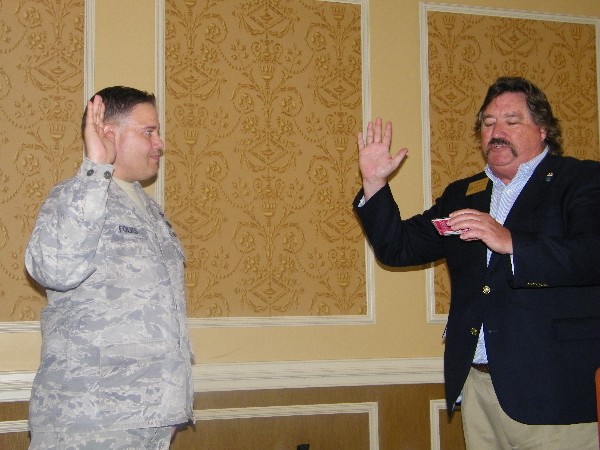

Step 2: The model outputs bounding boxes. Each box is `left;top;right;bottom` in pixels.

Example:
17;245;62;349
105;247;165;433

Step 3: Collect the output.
0;0;84;322
7;4;593;322
164;0;365;318
427;10;599;314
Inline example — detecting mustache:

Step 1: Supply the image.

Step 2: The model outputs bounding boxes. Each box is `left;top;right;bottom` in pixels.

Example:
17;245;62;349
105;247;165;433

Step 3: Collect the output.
486;138;517;157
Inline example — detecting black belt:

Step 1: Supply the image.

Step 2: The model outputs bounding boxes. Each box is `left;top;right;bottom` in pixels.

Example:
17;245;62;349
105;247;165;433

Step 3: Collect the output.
471;363;490;373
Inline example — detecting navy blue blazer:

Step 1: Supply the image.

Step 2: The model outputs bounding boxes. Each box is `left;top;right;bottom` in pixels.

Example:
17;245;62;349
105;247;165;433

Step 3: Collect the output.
353;154;600;425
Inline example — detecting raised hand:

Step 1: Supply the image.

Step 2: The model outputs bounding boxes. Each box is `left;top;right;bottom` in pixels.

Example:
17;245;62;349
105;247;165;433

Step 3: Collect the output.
357;117;408;200
83;95;117;165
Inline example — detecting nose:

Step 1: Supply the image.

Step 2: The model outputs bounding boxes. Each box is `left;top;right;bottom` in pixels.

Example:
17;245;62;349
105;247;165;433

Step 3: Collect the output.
489;121;508;138
154;136;165;154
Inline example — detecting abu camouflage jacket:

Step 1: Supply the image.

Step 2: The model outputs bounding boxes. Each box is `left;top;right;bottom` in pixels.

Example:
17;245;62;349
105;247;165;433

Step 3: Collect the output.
25;158;194;432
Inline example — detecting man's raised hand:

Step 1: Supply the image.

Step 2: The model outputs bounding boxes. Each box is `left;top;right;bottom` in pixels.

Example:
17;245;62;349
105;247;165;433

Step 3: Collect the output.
84;95;117;165
357;118;408;200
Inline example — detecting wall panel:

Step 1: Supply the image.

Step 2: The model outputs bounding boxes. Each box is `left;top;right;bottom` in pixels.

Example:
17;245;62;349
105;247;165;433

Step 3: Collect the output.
0;0;84;323
164;0;368;322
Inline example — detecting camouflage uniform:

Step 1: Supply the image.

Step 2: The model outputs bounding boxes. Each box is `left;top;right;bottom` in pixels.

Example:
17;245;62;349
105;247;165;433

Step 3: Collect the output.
25;158;194;433
29;427;174;449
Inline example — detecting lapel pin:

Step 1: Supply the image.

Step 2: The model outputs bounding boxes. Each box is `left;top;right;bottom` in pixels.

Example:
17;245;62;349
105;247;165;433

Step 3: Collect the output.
545;172;553;182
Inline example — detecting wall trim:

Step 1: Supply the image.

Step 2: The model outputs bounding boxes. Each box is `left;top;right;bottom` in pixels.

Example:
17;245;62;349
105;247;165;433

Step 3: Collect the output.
0;419;28;434
0;322;40;333
421;2;600;23
84;0;95;101
193;357;444;392
0;357;443;402
0;371;34;402
0;307;380;331
154;0;165;206
2;1;374;330
167;0;375;327
198;402;380;450
429;399;447;450
0;402;380;449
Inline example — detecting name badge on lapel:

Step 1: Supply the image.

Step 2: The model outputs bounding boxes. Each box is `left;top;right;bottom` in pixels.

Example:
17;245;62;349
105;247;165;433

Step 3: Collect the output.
466;178;488;196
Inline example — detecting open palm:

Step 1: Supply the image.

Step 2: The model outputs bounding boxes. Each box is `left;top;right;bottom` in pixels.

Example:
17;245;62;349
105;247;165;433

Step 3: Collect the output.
84;95;117;165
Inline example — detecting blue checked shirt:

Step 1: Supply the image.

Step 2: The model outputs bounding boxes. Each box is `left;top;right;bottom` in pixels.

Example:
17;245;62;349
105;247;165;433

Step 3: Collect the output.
472;149;548;364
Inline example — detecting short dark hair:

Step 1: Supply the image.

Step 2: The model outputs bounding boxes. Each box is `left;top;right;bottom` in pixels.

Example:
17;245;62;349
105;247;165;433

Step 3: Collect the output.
474;77;563;155
81;86;156;135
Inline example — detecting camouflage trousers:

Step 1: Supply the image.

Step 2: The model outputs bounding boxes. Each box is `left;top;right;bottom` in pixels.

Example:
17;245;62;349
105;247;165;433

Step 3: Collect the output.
29;426;174;450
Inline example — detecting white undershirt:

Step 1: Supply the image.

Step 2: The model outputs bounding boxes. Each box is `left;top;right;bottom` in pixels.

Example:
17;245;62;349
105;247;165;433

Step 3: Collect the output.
113;178;150;220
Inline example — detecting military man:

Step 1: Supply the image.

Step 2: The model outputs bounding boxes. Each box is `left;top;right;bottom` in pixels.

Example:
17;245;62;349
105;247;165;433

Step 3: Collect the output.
25;86;194;449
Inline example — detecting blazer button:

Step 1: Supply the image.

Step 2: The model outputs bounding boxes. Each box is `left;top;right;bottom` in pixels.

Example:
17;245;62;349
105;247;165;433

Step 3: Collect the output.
470;328;479;336
482;285;491;294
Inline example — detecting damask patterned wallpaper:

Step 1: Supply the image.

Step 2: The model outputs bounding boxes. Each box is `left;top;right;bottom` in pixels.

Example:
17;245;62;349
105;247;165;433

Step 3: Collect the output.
2;3;595;323
164;0;365;318
427;10;599;314
0;0;84;322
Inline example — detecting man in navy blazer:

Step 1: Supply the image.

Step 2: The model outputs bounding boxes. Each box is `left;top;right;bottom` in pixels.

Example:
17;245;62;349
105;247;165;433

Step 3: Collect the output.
353;77;600;449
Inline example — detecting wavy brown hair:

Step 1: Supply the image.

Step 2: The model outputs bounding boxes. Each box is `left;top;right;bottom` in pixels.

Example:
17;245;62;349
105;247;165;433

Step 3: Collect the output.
474;77;563;155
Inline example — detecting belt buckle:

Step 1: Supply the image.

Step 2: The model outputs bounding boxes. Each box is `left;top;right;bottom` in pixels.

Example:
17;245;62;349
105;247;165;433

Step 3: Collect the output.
471;363;490;373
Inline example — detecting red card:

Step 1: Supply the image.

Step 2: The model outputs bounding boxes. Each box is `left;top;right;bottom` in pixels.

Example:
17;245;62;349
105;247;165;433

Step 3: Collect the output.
431;218;462;236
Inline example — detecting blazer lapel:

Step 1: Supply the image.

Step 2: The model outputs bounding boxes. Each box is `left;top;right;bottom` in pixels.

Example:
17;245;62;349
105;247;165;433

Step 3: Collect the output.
465;175;493;213
487;154;558;270
503;155;558;230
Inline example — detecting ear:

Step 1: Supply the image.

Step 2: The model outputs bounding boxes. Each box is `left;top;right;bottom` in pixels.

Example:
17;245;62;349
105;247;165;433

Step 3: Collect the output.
103;123;116;139
539;127;547;141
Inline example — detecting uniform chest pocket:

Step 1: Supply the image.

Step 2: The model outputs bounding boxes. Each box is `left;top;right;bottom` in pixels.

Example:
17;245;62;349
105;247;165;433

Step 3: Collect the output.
109;224;157;257
106;225;161;283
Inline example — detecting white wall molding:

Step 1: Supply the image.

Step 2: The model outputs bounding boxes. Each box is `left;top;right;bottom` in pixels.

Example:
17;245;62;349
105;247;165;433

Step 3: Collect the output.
0;357;443;402
429;399;447;450
0;419;28;434
0;322;40;333
0;371;35;402
0;402;381;448
84;0;95;101
0;309;380;331
198;402;380;450
154;0;166;206
192;357;443;392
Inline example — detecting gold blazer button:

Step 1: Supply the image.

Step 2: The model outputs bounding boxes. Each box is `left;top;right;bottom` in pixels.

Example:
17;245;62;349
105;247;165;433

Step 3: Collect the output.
482;285;491;294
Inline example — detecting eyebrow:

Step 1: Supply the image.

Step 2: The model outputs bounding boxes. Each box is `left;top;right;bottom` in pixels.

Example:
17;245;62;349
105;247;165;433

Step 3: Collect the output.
482;111;523;120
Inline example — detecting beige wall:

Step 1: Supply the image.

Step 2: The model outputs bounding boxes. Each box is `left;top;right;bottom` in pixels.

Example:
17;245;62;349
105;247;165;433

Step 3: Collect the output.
94;0;156;94
1;0;598;372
